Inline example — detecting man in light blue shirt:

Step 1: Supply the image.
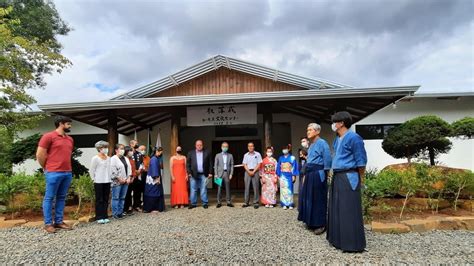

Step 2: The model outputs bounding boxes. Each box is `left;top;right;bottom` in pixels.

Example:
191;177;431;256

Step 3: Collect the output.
242;142;262;209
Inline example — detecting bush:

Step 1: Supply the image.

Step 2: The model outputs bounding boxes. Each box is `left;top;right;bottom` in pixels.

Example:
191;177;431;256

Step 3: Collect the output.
445;169;474;210
72;174;95;216
0;173;37;217
451;116;474;139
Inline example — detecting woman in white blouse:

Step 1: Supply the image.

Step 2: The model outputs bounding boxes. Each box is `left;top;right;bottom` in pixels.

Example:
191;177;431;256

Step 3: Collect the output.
89;141;111;224
110;144;132;219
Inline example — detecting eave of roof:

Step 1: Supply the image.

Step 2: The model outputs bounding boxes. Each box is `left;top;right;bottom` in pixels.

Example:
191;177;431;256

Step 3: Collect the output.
39;85;419;113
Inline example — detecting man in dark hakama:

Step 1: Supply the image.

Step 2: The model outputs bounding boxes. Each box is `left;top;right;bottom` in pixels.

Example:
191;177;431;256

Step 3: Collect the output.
327;111;367;252
298;124;332;235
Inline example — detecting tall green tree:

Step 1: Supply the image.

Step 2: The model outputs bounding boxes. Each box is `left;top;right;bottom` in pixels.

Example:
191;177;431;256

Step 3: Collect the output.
0;0;70;173
0;1;70;133
382;115;452;166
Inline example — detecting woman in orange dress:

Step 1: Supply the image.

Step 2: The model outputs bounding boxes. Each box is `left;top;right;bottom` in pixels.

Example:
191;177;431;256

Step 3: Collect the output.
170;146;189;208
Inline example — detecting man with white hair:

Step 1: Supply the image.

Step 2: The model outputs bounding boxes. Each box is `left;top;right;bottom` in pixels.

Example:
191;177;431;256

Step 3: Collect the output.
298;122;332;235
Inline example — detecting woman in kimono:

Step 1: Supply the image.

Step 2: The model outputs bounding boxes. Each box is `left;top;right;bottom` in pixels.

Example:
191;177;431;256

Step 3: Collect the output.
259;147;278;208
143;147;165;213
298;123;332;235
276;144;299;209
327;111;367;252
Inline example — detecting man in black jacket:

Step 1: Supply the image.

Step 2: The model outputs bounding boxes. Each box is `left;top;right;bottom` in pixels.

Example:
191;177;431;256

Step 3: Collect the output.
186;139;213;209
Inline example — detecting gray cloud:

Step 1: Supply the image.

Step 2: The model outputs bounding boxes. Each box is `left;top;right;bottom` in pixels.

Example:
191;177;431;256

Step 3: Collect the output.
37;0;473;105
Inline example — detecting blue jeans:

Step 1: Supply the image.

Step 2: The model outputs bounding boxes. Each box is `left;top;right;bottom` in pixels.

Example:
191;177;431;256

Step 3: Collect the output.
111;184;128;216
189;174;208;206
43;171;73;225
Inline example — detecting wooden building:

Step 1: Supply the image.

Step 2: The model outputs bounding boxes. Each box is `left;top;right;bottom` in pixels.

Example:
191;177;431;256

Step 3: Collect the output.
39;55;418;193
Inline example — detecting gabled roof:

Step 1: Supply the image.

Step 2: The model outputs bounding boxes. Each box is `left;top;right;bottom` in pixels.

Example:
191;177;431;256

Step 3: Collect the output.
111;54;351;100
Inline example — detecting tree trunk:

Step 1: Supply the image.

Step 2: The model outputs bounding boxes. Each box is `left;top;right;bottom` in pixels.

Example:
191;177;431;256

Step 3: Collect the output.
454;181;466;211
429;147;435;166
400;191;411;219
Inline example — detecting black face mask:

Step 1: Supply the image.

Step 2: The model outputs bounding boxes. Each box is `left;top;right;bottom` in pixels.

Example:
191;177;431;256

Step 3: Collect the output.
64;128;71;133
176;150;182;155
134;145;139;149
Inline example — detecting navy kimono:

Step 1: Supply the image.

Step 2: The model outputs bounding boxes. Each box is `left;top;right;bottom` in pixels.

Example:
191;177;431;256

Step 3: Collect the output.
297;138;331;229
143;155;165;212
327;130;367;252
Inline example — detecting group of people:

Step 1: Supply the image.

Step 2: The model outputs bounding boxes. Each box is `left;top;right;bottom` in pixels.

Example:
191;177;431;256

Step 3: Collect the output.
37;111;368;252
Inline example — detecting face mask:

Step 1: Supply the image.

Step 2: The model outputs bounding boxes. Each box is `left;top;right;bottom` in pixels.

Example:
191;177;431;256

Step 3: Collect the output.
222;147;228;152
100;148;108;155
140;150;146;155
64;128;71;133
266;152;273;157
301;141;309;149
331;123;338;132
176;150;182;154
128;151;133;157
118;149;125;156
282;149;289;155
134;145;139;149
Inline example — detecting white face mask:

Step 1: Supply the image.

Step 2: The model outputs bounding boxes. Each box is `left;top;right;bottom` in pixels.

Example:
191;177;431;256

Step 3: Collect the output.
100;148;108;155
266;152;273;157
331;123;338;132
301;141;309;149
140;150;146;155
118;149;125;156
282;149;289;155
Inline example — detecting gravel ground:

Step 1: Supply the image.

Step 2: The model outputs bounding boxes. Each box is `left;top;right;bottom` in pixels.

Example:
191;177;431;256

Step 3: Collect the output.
0;206;473;264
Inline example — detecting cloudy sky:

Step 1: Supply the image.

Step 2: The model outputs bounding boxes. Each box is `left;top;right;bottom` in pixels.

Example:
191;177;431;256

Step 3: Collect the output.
31;0;473;105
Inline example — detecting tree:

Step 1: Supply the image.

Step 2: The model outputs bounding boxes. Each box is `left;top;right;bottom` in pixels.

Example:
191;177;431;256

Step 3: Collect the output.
0;1;70;133
451;117;474;139
382;115;452;166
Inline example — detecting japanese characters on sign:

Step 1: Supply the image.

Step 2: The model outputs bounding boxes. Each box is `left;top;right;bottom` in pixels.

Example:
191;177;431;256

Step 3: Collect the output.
186;104;257;126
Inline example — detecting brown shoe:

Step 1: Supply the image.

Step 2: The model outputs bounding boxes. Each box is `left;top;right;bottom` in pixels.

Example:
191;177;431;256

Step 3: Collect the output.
54;222;73;230
44;224;56;234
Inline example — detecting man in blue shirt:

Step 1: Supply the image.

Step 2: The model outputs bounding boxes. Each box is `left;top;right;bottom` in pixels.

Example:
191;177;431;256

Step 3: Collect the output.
327;111;367;253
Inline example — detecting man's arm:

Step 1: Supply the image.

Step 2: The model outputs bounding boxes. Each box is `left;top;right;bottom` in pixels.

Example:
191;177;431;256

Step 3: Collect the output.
186;152;192;176
36;147;48;169
229;154;234;177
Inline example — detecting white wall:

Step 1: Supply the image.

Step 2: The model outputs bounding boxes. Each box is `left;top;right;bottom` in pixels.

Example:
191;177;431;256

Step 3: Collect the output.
355;96;474;171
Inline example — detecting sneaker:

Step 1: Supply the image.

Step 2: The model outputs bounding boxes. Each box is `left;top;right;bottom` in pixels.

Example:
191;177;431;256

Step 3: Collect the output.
242;203;250;208
227;203;234;207
283;206;288;210
289;206;294;210
97;219;106;224
103;219;111;223
265;204;270;208
270;205;274;208
253;204;259;209
216;203;222;208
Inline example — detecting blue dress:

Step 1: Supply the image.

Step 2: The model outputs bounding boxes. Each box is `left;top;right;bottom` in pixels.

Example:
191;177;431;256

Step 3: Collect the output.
327;130;367;252
276;154;299;207
143;155;165;212
297;138;332;228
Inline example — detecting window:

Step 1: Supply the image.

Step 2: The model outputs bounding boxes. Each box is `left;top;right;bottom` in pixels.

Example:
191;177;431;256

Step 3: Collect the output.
70;134;108;148
355;124;401;140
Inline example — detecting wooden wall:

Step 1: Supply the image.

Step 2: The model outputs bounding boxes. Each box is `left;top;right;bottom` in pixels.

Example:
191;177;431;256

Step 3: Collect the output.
148;67;306;97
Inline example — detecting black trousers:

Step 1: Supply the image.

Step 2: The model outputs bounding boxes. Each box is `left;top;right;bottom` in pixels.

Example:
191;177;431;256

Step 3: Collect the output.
94;183;111;220
125;176;145;211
